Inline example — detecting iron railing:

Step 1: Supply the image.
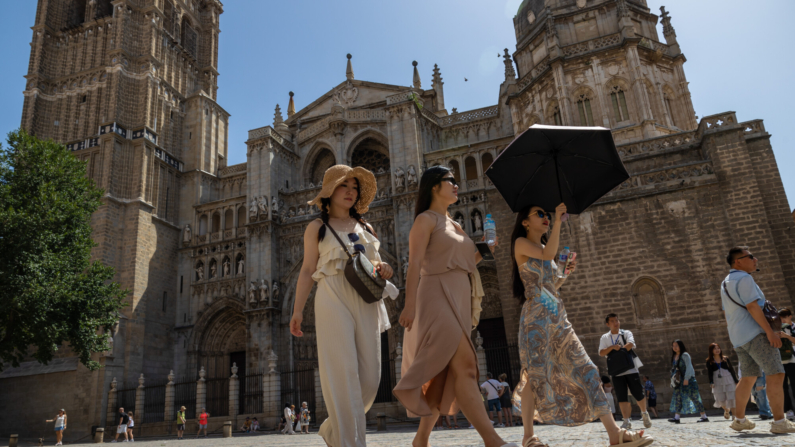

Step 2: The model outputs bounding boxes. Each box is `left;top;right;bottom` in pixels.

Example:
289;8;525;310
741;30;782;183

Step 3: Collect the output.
142;379;168;423
110;383;138;426
174;377;197;420
483;343;522;389
281;369;315;425
242;369;263;414
205;377;229;417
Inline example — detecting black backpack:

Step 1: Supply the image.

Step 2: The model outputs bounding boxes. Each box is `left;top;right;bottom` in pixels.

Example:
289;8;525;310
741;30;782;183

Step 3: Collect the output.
606;330;636;376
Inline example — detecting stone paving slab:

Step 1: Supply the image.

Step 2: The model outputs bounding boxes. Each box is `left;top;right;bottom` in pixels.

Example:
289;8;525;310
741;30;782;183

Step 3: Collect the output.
13;416;794;447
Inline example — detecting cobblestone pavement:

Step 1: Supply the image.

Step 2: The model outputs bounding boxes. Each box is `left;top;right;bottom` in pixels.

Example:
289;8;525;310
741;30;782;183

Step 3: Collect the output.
23;415;795;447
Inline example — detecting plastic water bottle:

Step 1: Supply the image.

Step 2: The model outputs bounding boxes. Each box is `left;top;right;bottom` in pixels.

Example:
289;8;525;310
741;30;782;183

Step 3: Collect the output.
557;247;570;278
484;214;497;246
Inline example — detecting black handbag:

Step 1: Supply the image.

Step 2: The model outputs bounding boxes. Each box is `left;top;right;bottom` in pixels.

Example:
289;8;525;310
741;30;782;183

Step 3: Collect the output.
326;223;386;304
606;331;636;376
671;358;683;389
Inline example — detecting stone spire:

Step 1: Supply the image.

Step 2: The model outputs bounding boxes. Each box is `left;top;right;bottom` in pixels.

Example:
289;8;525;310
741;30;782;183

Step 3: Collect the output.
287;91;295;117
273;104;284;126
659;6;680;55
346;53;354;80
432;64;446;114
412;61;421;89
503;48;516;81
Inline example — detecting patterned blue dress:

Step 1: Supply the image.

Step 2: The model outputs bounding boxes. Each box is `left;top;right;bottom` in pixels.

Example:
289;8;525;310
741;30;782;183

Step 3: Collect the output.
512;257;611;425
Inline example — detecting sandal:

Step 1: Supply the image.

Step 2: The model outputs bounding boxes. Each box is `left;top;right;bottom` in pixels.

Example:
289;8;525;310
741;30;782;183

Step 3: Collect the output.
523;436;549;447
611;428;654;447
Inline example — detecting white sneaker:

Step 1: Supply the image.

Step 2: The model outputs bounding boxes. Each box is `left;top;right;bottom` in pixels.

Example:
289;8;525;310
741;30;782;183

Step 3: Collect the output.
111;441;117;444
621;419;632;430
787;410;795;420
642;412;652;428
496;423;505;427
771;419;795;434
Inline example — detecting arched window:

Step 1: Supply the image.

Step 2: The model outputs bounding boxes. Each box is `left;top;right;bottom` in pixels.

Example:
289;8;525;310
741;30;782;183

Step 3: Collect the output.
237;206;246;227
465;156;478;180
610;86;630;122
211;212;221;233
631;277;668;323
449;160;461;183
310;149;336;184
482;153;494;171
351;138;390;173
181;17;198;60
199;215;208;235
224;209;233;230
576;94;594;126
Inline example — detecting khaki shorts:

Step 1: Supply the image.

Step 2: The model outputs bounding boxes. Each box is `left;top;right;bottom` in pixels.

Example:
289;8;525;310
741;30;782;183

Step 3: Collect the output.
736;332;785;378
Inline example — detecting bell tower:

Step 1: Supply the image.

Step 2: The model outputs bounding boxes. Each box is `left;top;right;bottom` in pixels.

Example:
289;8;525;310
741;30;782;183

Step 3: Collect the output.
508;0;696;144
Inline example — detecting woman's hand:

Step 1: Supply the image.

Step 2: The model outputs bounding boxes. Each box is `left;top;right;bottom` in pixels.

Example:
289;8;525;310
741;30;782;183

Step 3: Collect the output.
481;235;498;252
683;379;689;386
399;304;416;331
554;202;567;222
377;262;394;280
290;313;304;337
567;258;577;273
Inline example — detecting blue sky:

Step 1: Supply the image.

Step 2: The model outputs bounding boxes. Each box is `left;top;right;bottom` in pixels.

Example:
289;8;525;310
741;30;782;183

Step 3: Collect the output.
1;0;792;210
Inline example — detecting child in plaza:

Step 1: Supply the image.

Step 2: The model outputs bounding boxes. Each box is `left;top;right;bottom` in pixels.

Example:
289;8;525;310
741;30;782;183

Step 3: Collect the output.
511;203;652;447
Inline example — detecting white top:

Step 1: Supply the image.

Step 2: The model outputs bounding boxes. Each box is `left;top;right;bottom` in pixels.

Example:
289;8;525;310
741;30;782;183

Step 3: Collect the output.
599;329;641;376
127;416;134;427
500;381;510;392
284;407;293;420
480;379;503;400
55;415;65;427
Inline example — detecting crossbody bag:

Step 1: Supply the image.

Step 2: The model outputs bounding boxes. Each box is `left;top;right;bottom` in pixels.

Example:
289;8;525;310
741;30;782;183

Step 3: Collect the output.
326;222;386;304
722;277;781;333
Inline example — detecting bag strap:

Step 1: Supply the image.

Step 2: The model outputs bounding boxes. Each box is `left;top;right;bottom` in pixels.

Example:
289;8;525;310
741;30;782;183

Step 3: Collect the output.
324;222;354;261
486;380;500;394
722;280;747;310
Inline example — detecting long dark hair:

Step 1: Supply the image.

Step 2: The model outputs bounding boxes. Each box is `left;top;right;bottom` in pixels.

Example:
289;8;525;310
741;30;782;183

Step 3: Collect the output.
316;178;374;241
671;339;687;365
706;342;725;365
414;165;452;220
511;205;550;303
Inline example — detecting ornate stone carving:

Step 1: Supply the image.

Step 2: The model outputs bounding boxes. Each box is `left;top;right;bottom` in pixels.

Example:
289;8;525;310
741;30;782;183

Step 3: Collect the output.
248;281;257;304
472;210;483;232
271;196;279;212
272;280;280;306
195;262;204;281
183;225;192;243
222;258;230;277
394;167;405;189
407;165;418;187
257;196;269;217
333;81;358;106
249;198;258;219
259;279;269;304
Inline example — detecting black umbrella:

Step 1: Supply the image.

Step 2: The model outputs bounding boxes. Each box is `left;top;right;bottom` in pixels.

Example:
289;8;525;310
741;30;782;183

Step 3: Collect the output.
485;124;630;214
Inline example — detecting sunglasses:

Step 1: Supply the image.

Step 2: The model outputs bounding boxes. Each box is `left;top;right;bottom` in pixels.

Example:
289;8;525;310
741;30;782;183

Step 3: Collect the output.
736;254;755;261
533;210;552;220
440;177;458;187
347;233;366;253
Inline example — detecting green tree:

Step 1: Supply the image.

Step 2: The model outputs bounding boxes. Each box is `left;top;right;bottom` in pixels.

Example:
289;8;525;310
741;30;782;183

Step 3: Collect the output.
0;130;126;371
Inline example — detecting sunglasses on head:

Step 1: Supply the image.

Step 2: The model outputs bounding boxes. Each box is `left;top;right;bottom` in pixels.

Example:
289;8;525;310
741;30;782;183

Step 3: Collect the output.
736;254;755;261
440;177;458;187
533;210;552;220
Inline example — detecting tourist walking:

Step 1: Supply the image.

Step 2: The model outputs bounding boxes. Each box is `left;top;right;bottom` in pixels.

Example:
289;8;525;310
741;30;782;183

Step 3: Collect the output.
45;409;67;446
498;373;515;427
113;407;129;442
706;342;738;419
511;203;652;447
599;314;653;429
752;372;774;420
281;403;295;435
126;412;135;442
668;340;708;423
196;407;209;438
643;376;657;419
290;165;395;447
176;406;186;440
394;166;517;447
297;402;311;433
778;308;795;419
721;246;795;433
481;372;505;427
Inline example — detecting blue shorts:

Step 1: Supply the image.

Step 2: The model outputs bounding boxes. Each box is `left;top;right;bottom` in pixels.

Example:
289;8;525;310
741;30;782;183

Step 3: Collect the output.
54;426;65;432
487;398;502;412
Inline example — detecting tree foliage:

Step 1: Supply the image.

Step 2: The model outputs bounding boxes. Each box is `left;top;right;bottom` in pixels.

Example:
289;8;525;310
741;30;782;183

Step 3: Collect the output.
0;130;126;371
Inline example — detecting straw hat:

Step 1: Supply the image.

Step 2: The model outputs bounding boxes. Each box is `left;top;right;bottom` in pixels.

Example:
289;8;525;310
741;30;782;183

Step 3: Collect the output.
307;165;377;214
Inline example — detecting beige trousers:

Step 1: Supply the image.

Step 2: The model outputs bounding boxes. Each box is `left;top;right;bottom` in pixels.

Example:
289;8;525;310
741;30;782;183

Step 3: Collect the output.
316;274;381;447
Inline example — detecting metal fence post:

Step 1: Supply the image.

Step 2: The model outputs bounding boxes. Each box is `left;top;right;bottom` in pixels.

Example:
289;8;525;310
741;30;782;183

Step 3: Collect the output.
475;332;488;383
135;374;145;424
264;351;280;418
394;342;403;382
229;363;239;419
164;370;175;422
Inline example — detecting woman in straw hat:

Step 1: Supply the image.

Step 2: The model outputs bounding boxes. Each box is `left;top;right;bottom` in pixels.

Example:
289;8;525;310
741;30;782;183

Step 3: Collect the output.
290;165;396;447
394;166;518;447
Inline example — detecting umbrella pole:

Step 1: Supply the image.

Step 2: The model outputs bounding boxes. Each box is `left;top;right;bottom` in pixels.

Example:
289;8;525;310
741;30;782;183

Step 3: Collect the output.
553;154;574;246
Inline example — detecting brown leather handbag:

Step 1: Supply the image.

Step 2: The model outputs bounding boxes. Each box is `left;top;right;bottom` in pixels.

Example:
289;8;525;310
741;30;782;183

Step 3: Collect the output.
326;223;386;304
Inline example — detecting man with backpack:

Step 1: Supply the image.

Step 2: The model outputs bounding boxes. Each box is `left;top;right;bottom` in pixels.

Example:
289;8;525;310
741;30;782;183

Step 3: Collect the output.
599;313;652;430
722;246;795;433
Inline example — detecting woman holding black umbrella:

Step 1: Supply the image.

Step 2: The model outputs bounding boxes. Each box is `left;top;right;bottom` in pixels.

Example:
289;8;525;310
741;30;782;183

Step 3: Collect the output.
510;204;653;447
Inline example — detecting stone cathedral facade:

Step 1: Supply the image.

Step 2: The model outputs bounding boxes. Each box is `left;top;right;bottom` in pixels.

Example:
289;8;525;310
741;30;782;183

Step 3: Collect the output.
2;0;794;439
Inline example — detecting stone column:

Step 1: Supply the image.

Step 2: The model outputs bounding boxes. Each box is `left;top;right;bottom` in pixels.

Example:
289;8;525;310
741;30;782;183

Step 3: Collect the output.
107;377;118;426
135;374;145;423
164;370;175;422
314;366;326;423
394;343;403;382
229;363;239;419
196;367;207;417
475;332;487;383
264;351;281;418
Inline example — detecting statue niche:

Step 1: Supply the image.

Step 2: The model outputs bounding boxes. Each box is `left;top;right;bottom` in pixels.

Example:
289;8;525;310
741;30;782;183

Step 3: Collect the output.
631;277;668;324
